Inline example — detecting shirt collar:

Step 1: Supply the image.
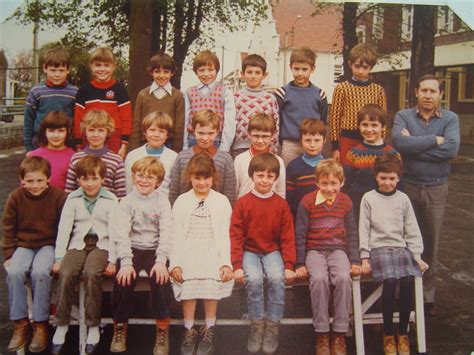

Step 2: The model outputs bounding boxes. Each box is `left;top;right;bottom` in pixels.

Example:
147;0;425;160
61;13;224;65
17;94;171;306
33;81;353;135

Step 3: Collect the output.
315;190;337;206
251;188;274;199
197;80;217;90
192;145;218;157
415;107;442;120
149;81;173;96
70;187;114;200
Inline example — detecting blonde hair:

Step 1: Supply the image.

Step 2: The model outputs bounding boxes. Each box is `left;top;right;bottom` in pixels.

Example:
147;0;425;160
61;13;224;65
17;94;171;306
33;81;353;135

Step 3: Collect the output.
80;110;115;136
191;109;220;131
315;159;344;184
131;156;165;184
90;47;115;64
142;111;174;136
248;113;276;134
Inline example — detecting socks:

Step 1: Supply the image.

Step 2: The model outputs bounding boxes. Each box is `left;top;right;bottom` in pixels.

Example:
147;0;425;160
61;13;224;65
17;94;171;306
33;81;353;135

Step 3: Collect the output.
184;319;194;330
156;317;171;329
205;318;216;328
87;326;100;344
52;325;69;345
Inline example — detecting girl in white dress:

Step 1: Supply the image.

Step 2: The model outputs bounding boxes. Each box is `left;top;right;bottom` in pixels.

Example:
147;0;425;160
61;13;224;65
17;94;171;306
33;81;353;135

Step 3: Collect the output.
170;153;234;355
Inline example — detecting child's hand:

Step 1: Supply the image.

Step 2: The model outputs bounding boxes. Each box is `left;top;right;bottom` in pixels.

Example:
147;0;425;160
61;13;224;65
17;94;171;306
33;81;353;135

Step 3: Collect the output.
170;267;183;283
116;265;136;286
361;259;371;275
351;264;361;276
150;262;169;285
401;128;411;136
220;266;233;282
332;150;341;162
417;259;429;273
104;262;116;277
52;262;61;275
284;269;297;283
3;258;11;269
233;268;245;284
295;266;308;279
118;144;127;160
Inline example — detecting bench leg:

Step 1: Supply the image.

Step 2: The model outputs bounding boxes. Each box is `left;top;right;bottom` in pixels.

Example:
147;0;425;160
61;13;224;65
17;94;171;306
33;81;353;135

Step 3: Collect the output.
79;281;87;355
415;277;426;353
352;277;365;355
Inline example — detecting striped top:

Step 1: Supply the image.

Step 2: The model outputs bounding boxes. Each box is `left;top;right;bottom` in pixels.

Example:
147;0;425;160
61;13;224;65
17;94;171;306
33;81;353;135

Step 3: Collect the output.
295;190;359;265
286;156;318;217
328;79;386;150
65;146;126;198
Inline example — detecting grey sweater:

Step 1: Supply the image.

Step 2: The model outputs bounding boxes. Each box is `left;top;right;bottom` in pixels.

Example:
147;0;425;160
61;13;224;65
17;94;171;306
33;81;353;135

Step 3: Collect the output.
358;189;423;261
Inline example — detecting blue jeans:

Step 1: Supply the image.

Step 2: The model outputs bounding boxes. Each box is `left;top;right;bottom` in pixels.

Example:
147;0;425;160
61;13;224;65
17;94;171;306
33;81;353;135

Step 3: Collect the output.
6;246;54;321
243;250;285;322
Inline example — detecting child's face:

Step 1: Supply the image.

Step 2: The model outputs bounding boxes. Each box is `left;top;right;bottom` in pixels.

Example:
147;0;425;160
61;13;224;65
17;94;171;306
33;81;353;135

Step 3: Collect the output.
132;171;160;195
21;171;49;196
316;173;343;201
43;65;70;86
375;172;400;193
85;126;108;149
196;64;217;86
359;116;384;144
90;61;115;82
150;67;174;87
145;124;169;149
194;123;218;149
242;66;267;89
252;170;277;195
350;59;372;82
290;61;314;87
301;133;325;156
78;172;104;198
249;129;272;153
46;127;68;150
191;175;213;198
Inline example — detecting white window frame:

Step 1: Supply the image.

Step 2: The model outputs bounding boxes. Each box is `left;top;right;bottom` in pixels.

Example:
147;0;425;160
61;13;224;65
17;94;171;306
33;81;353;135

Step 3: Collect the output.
401;6;413;42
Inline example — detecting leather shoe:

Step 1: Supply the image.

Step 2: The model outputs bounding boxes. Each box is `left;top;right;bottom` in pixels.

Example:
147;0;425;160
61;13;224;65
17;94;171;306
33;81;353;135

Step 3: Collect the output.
86;342;99;354
51;342;64;355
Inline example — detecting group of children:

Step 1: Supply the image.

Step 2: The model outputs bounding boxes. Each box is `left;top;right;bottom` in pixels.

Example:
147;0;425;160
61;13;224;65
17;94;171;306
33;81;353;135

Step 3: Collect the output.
2;42;429;355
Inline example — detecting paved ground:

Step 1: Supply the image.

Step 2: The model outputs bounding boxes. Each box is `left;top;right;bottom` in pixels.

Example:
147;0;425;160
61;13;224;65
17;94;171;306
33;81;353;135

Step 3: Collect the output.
0;145;473;355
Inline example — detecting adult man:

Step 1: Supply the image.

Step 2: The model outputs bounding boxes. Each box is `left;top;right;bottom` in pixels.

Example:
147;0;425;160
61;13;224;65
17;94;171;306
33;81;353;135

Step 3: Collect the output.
392;74;460;314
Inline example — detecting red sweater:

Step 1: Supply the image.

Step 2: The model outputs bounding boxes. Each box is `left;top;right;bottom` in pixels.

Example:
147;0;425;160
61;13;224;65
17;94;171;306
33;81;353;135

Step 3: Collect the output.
230;192;296;270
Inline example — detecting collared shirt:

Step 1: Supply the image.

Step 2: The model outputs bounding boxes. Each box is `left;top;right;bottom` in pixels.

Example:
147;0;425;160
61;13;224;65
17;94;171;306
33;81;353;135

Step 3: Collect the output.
150;81;173;99
192;144;218;157
315;190;336;206
79;187;111;234
415;106;442;121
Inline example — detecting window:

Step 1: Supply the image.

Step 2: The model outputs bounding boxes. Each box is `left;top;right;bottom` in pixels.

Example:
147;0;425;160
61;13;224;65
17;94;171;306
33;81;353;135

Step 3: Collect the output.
334;64;343;83
437;7;453;35
401;6;413;41
372;7;384;41
458;65;474;102
356;25;366;43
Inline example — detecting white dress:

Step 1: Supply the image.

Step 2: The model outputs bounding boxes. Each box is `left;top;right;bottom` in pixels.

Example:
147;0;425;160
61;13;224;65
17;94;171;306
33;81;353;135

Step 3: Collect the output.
172;195;234;301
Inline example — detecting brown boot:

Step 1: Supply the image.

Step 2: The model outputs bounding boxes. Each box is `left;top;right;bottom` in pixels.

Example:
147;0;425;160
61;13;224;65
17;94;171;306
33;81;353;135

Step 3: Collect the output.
110;322;127;353
383;334;397;355
29;321;49;353
315;334;330;355
247;319;265;353
7;318;31;352
262;320;280;354
153;326;169;355
397;334;411;355
330;334;347;355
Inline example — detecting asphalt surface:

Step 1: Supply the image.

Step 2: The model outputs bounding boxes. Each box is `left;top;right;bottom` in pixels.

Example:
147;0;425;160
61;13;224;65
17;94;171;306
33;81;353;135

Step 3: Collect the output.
0;145;473;355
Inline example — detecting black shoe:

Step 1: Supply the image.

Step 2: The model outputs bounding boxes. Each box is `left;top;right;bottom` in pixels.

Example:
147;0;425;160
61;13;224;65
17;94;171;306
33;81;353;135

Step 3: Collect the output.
51;343;64;355
424;302;438;316
86;342;99;355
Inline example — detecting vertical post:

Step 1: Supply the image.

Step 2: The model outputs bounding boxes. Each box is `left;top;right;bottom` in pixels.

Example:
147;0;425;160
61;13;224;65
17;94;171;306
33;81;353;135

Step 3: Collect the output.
352;276;365;355
32;20;39;86
415;276;426;353
221;45;225;81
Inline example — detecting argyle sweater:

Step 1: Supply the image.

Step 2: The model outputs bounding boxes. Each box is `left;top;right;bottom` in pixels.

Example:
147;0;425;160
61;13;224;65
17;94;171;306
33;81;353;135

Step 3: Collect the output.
295;190;360;266
24;81;78;151
344;142;400;215
74;79;132;148
275;82;328;141
233;87;279;151
65;146;126;198
329;79;386;150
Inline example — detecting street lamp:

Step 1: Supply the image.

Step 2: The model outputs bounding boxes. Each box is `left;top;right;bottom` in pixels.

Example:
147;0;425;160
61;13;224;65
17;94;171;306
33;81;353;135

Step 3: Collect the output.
283;15;302;83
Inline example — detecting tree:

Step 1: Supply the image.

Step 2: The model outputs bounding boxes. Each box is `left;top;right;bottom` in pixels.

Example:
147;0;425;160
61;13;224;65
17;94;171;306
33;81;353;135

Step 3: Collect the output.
8;50;33;97
342;3;359;80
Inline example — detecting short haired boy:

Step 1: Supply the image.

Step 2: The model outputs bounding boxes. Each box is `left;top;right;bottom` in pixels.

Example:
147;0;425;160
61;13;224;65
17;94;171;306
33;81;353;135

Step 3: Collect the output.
2;157;66;353
234;113;285;198
110;157;173;354
65;110;127;198
286;119;326;217
183;50;236;152
329;43;387;164
169;109;237;206
344;104;400;219
74;47;132;159
24;47;77;152
295;159;360;355
231;153;296;354
232;54;279;158
275;47;328;165
52;156;118;354
125;111;178;198
131;52;185;152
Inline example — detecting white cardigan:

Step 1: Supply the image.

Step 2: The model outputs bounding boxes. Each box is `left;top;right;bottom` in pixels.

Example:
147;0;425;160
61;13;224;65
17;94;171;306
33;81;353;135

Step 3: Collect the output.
170;189;232;271
55;188;118;263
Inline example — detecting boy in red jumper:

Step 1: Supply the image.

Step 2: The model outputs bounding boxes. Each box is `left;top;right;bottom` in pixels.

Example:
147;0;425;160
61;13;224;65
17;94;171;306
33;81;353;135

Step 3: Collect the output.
74;47;132;159
295;159;360;355
231;153;296;354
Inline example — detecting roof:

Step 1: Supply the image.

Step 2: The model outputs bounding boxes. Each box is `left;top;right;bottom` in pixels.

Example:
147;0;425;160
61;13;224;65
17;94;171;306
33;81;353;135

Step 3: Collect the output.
272;0;343;52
